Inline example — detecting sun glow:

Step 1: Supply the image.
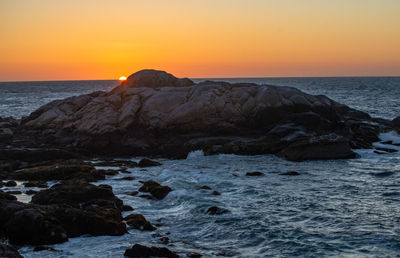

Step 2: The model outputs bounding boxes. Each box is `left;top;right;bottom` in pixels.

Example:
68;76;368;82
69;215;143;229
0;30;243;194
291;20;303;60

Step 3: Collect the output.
119;76;127;81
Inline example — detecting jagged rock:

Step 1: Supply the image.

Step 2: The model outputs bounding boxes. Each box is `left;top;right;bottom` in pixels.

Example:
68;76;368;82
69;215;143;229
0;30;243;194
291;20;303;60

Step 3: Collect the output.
138;180;172;200
0;243;23;258
124;244;178;258
124;214;156;231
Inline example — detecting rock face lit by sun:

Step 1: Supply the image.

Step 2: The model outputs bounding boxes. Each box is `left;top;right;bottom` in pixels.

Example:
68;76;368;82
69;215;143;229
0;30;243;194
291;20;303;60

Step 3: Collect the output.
119;76;127;81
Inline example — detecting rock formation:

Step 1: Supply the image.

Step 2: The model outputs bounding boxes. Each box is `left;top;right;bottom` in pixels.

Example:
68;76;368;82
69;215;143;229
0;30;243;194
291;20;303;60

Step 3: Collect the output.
2;69;395;160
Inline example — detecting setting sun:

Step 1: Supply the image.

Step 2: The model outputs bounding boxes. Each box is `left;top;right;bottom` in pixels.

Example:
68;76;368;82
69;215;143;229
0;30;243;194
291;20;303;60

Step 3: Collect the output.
119;76;127;81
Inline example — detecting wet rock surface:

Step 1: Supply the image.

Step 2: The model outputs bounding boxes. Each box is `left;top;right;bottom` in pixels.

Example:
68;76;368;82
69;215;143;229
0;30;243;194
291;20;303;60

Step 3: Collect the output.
206;206;229;215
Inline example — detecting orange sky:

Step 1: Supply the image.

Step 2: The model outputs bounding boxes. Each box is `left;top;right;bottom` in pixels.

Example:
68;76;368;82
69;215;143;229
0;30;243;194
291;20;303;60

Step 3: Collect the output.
1;0;399;81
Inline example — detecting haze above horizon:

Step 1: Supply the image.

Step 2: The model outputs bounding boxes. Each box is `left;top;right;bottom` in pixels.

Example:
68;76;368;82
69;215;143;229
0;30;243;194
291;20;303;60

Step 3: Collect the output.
1;0;399;81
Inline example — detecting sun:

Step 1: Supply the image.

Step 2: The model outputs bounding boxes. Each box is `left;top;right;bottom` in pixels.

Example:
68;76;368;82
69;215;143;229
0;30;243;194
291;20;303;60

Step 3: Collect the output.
119;76;127;81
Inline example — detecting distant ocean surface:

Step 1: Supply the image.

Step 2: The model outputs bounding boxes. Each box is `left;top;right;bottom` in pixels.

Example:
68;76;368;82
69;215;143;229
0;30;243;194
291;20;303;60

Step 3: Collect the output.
1;77;400;257
0;77;399;119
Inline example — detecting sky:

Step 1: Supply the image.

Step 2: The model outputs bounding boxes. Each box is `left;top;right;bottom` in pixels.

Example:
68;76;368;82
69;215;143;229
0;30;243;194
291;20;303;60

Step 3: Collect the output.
1;0;399;81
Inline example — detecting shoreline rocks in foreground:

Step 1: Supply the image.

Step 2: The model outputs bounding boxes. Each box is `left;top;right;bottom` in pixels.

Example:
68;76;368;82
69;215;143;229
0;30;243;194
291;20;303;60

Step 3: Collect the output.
1;69;397;161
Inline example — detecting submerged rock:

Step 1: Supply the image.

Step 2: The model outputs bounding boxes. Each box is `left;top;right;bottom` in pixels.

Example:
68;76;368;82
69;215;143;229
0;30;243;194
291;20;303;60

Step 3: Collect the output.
246;172;264;176
280;171;300;176
206;206;229;215
124;244;179;258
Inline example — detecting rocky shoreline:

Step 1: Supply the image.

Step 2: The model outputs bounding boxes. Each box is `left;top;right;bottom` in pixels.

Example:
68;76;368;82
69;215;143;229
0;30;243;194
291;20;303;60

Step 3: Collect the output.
1;70;400;257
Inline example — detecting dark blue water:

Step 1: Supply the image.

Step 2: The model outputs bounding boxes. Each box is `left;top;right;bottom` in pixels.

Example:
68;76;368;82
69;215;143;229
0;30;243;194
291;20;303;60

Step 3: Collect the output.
1;77;399;257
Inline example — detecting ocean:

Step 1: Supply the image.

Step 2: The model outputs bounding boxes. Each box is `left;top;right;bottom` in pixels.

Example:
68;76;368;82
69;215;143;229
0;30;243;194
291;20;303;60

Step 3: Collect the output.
1;77;400;257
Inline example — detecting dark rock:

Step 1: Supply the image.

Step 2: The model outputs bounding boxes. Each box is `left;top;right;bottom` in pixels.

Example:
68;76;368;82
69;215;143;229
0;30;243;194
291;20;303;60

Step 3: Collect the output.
206;206;229;215
278;134;357;161
0;200;68;245
138;158;162;167
24;180;48;188
126;191;138;196
30;182;127;238
212;191;221;196
158;236;169;244
124;243;179;258
12;160;105;182
4;180;17;187
122;205;134;211
124;214;156;231
199;185;212;190
280;171;300;176
0;190;17;201
138;180;172;200
6;190;22;195
392;116;400;128
189;253;202;258
31;182;123;210
374;147;398;153
116;69;194;91
93;160;138;168
0;243;23;258
372;171;395;177
246;172;264;176
115;176;135;181
139;194;155;200
25;190;38;195
33;245;57;252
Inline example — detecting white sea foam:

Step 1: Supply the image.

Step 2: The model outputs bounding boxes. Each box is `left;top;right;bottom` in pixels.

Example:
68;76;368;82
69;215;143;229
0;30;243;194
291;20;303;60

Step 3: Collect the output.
378;130;400;144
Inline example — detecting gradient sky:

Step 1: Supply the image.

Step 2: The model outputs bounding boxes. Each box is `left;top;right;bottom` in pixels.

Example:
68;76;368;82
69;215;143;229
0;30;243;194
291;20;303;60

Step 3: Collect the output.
1;0;400;81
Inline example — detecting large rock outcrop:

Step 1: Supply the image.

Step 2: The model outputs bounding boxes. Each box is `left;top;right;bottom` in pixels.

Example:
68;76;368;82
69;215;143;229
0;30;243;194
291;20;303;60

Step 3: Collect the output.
10;69;391;160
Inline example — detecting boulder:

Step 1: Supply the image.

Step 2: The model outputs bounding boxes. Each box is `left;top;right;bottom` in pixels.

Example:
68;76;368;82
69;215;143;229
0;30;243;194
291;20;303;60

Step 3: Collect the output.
138;158;162;167
138;180;172;200
124;244;179;258
124;214;156;231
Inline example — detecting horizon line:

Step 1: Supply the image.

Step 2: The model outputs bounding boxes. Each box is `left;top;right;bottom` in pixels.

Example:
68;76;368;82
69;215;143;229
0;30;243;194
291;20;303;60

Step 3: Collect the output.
1;74;400;83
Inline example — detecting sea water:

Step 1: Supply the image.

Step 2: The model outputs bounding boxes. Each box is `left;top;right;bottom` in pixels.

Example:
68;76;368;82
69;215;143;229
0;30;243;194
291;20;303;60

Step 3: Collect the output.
1;77;399;257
